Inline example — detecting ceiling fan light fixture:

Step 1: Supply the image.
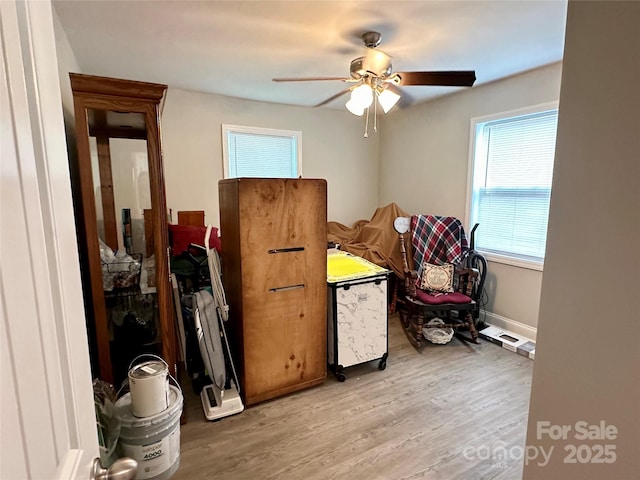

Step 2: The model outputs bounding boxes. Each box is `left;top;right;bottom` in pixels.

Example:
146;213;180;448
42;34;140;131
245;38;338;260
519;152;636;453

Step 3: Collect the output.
345;98;366;116
350;83;374;108
377;88;401;113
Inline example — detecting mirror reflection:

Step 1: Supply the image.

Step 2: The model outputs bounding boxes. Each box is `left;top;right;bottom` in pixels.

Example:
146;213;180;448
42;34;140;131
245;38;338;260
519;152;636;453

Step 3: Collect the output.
87;108;159;381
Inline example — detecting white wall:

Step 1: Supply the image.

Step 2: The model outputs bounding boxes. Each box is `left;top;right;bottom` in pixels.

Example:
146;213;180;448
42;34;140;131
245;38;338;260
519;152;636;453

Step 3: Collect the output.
161;88;380;227
379;63;563;331
52;8;80;124
524;1;640;478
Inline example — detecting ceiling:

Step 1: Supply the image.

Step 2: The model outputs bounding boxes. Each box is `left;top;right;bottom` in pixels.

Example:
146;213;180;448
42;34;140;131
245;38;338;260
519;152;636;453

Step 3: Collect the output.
53;1;567;110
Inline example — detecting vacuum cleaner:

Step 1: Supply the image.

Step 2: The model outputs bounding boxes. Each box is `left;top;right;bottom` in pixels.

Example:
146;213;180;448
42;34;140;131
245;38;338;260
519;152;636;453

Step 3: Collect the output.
190;226;243;420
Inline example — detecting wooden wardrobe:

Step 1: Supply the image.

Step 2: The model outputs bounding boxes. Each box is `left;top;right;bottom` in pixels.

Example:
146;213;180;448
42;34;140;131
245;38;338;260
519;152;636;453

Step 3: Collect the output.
70;74;175;385
219;178;327;406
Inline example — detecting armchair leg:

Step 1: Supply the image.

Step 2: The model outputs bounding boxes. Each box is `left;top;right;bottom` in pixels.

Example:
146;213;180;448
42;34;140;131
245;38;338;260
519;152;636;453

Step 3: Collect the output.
414;311;425;347
399;302;423;348
453;311;480;344
466;311;479;342
389;278;398;315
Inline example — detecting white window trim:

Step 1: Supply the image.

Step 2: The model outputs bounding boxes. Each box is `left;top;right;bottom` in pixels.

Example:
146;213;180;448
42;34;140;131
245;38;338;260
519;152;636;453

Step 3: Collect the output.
465;101;558;271
221;124;302;179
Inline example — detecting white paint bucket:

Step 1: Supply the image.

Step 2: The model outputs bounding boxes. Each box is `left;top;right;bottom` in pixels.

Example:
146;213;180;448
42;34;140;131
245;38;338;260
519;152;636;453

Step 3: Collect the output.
128;356;169;418
115;385;183;480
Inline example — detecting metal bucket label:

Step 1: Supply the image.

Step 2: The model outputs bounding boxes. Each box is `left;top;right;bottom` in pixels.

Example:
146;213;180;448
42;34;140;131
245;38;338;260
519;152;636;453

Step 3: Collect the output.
119;422;180;480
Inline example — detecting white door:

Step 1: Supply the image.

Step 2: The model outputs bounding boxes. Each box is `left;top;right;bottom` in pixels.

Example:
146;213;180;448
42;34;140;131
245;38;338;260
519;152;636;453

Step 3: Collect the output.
1;1;99;478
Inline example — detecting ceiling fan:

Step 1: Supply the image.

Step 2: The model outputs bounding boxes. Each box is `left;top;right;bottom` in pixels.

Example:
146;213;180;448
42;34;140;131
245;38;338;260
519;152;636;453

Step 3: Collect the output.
273;31;476;115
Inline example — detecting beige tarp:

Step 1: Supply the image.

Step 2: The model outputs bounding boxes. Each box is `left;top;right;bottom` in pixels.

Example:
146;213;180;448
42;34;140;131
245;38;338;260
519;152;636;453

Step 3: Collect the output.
327;202;413;279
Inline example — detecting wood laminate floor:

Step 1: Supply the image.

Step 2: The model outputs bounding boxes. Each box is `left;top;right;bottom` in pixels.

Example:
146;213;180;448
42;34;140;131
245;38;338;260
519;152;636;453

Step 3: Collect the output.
172;314;533;480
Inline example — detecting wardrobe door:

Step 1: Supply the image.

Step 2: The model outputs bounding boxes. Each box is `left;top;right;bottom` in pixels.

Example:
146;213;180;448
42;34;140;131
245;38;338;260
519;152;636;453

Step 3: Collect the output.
240;179;327;405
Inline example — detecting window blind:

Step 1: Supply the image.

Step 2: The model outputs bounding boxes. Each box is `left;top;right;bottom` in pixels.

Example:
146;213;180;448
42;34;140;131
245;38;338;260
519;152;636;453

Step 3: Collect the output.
471;109;558;263
227;130;298;178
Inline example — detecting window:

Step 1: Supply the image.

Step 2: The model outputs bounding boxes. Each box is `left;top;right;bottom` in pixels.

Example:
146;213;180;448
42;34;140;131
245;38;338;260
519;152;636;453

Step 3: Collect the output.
222;124;301;178
467;103;558;269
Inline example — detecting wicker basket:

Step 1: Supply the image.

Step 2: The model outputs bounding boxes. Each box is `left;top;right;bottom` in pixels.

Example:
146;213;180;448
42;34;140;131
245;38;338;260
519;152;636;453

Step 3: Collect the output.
423;318;454;344
101;253;142;291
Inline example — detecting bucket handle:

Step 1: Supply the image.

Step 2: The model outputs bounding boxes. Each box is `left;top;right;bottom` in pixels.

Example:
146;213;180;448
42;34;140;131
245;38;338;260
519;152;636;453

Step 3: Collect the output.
128;353;167;372
126;353;182;394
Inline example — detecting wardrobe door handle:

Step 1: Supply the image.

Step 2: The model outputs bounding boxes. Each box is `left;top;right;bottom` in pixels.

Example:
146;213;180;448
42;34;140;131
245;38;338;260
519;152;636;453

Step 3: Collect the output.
268;247;305;254
269;283;305;292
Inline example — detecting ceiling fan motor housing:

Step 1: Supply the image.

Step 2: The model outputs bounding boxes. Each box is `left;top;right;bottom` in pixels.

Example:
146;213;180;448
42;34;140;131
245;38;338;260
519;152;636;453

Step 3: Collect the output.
350;49;392;79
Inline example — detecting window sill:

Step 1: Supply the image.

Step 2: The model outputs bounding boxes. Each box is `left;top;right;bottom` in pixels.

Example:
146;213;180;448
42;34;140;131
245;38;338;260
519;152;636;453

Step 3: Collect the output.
479;251;544;272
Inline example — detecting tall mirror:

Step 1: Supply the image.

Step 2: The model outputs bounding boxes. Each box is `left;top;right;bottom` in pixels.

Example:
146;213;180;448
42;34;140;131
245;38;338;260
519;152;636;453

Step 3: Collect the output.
71;74;174;384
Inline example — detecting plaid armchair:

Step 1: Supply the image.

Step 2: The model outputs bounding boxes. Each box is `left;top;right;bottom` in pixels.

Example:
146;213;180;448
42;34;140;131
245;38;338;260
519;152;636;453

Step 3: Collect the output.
397;215;487;347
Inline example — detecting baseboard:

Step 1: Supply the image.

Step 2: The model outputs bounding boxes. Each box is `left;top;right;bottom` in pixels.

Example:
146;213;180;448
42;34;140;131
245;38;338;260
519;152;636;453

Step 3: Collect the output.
482;311;537;341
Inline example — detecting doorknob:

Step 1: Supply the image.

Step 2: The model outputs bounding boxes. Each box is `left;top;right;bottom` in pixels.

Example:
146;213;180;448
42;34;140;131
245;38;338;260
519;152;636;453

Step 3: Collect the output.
91;457;137;480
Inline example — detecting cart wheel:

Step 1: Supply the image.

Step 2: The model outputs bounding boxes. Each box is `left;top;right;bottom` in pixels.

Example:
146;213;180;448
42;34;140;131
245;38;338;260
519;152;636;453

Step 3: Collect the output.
337;372;346;382
378;360;387;370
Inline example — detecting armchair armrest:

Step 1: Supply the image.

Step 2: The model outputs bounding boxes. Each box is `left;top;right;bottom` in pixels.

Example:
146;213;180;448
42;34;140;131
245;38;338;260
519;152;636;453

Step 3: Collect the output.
404;268;418;298
453;266;479;298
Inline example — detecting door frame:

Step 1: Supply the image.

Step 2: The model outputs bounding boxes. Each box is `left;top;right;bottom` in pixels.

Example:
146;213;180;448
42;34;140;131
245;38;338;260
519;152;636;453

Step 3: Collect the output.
1;0;99;478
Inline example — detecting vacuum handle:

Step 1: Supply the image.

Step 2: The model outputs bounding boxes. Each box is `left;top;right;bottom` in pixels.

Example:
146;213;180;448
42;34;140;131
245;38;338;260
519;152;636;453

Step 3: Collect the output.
469;223;479;251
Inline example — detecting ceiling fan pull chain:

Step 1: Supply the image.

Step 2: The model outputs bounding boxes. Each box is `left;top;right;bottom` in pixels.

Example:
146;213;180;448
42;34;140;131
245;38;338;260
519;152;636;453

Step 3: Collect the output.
374;95;378;133
364;107;370;138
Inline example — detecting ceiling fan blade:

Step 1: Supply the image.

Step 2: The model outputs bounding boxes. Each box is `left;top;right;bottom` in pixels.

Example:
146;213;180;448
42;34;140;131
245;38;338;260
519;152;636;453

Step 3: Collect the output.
272;77;351;82
314;87;354;107
395;71;476;87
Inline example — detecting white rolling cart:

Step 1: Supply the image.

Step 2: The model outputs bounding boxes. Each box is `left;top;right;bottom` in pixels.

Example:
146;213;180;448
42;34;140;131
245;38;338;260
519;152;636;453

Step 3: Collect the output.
327;250;390;382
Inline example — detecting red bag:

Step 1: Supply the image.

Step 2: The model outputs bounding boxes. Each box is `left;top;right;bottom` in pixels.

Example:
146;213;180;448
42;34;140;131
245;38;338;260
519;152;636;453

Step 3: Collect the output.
168;224;221;256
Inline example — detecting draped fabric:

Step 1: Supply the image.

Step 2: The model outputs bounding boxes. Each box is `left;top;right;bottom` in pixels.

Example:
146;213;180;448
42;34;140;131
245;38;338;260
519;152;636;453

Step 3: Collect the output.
410;215;468;277
327;203;411;279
